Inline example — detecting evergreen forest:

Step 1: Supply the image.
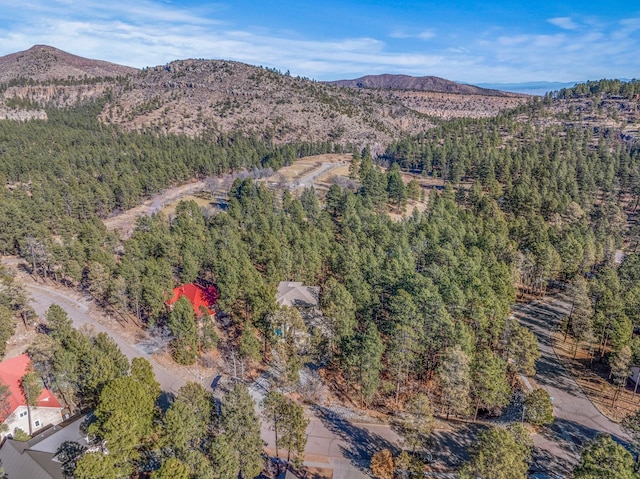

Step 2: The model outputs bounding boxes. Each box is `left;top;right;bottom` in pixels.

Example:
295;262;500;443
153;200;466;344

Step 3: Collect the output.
1;78;640;478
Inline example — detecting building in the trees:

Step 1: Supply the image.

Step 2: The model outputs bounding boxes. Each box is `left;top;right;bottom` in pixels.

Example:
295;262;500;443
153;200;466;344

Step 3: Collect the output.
275;281;323;335
166;283;219;318
0;415;88;479
276;282;319;309
0;354;64;439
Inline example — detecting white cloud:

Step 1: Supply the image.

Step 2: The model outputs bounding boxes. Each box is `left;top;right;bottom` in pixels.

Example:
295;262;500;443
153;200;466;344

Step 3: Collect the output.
389;29;435;40
548;17;579;30
417;30;436;40
0;1;638;83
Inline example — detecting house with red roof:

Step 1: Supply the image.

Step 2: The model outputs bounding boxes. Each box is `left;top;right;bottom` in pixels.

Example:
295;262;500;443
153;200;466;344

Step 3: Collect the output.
166;283;219;318
0;354;64;439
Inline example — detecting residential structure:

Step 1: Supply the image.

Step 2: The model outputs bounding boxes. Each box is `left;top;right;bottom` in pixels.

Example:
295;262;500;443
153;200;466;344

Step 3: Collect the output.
0;354;64;439
275;281;324;338
0;415;87;479
276;281;319;309
166;283;219;317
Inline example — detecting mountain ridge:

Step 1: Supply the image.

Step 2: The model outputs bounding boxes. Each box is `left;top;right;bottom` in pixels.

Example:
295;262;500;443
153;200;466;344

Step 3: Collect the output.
0;45;138;83
327;73;510;96
0;45;529;149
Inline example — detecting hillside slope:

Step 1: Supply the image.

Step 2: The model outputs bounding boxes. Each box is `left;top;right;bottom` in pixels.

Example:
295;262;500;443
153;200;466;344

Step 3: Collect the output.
0;46;529;149
0;45;138;83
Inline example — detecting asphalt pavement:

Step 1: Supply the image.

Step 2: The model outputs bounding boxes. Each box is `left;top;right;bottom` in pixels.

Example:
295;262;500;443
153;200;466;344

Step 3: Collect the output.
514;296;629;476
25;282;187;394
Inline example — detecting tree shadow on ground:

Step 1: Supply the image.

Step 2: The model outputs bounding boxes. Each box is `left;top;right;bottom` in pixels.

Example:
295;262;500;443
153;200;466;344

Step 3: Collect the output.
156;391;175;412
313;405;400;473
534;355;583;396
553;417;629;449
533;417;632;476
530;446;573;478
429;423;485;468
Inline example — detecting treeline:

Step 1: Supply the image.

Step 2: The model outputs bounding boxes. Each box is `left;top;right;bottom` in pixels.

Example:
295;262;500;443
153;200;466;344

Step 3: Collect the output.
556;78;640;99
0;99;343;256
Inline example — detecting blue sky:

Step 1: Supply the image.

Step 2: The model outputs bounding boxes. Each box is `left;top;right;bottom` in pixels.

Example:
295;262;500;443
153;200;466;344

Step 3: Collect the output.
0;0;638;84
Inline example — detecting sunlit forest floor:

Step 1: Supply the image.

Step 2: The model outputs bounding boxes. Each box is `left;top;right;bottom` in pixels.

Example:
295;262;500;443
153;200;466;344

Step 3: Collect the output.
552;331;640;422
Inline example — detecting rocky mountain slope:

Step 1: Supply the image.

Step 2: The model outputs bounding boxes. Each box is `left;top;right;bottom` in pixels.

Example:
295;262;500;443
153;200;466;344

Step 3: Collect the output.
0;45;530;149
0;45;137;83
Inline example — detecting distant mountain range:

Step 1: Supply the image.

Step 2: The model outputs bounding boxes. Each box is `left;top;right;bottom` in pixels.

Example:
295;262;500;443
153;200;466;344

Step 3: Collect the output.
0;45;531;148
475;81;580;96
327;74;511;96
0;47;571;98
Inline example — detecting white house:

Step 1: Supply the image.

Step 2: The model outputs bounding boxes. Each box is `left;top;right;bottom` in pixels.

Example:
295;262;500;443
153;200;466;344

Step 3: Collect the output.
0;354;64;439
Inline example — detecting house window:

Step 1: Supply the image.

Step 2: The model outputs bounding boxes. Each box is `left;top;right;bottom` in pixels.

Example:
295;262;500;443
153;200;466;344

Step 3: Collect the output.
34;420;41;428
19;411;27;418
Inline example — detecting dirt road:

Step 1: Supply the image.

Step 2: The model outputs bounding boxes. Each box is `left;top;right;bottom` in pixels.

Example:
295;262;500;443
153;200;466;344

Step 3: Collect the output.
103;180;209;237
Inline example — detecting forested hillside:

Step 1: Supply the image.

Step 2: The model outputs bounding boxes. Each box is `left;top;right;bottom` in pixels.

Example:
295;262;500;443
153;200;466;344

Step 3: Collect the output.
1;73;640;477
0;100;339;261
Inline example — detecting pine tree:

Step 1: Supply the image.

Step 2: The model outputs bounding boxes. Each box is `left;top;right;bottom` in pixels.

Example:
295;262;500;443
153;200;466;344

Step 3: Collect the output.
402;393;435;452
437;345;471;418
460;425;532;479
573;434;635;479
209;434;240;479
168;295;198;365
221;384;263;478
471;350;511;420
151;457;191;479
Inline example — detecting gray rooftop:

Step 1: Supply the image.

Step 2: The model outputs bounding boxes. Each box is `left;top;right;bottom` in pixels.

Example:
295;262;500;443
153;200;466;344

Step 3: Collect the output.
276;281;319;308
0;416;87;479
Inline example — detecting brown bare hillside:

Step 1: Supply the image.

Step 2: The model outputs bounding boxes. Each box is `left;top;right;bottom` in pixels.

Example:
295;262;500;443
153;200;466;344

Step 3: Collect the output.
100;59;434;150
381;90;529;120
0;45;138;83
0;46;529;150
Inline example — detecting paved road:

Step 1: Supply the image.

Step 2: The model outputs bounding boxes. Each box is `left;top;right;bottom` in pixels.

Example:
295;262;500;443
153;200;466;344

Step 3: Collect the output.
14;271;396;479
25;281;187;394
249;369;404;478
514;296;629;475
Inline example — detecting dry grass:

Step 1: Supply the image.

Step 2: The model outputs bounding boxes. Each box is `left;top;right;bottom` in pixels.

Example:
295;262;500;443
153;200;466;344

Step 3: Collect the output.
300;466;333;479
263;153;350;192
552;331;640;422
159;193;212;218
315;164;350;187
103;179;209;238
385;90;529;120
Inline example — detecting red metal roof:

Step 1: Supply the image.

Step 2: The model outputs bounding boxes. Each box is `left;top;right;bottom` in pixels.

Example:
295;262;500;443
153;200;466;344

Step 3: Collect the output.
166;283;218;317
0;354;62;421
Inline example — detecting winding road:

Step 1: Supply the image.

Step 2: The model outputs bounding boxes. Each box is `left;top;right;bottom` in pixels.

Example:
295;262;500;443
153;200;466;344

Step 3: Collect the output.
514;296;629;475
24;281;187;394
5;256;631;477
